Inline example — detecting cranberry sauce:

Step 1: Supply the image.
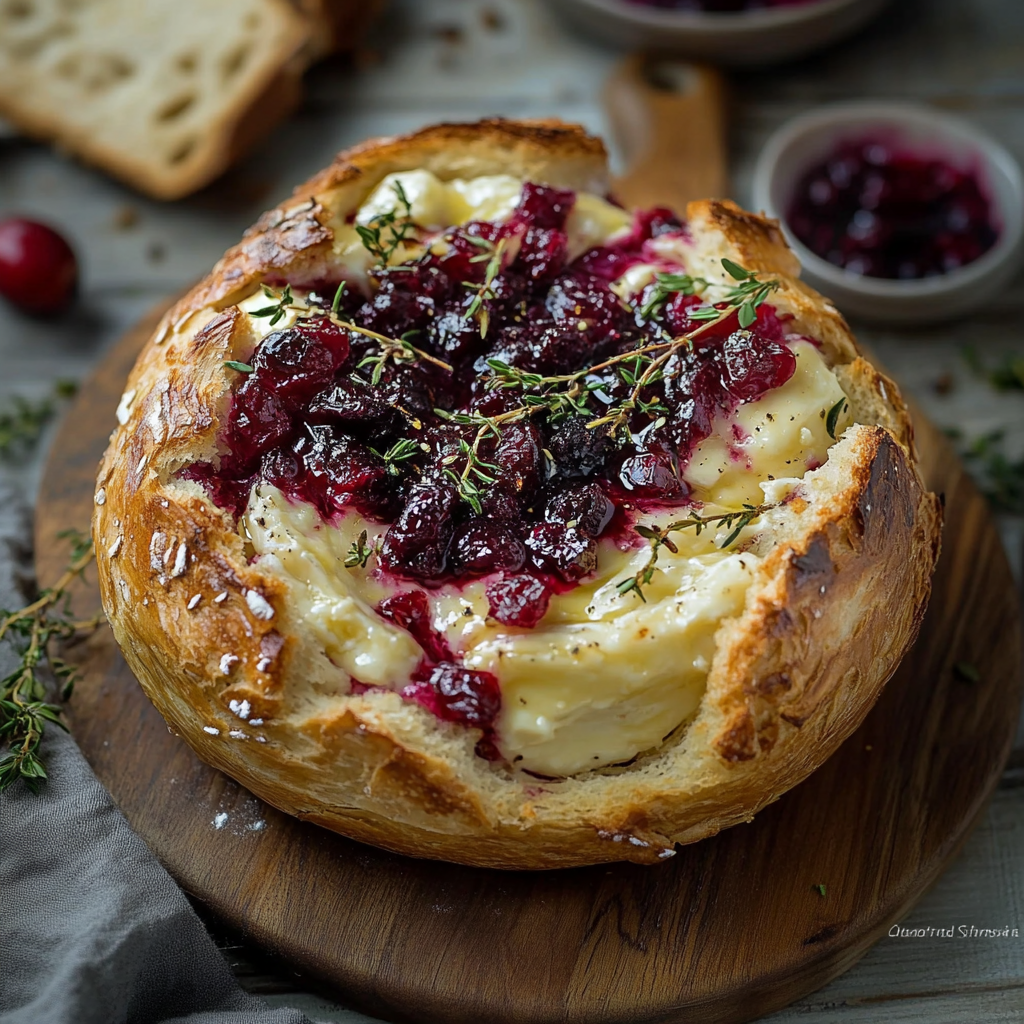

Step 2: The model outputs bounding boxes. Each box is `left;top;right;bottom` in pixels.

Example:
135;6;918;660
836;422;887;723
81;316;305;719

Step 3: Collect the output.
186;184;798;635
786;137;999;280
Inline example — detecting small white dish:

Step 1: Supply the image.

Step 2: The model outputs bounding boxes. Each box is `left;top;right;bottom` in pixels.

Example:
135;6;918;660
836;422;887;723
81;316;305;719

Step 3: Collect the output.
752;102;1024;324
546;0;889;66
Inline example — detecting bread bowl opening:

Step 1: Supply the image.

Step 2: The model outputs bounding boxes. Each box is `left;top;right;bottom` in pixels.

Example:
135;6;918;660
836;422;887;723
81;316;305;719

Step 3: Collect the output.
174;172;855;778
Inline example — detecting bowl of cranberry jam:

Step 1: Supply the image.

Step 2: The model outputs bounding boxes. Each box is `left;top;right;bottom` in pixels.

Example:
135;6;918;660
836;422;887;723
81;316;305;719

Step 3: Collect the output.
754;103;1024;323
545;0;889;66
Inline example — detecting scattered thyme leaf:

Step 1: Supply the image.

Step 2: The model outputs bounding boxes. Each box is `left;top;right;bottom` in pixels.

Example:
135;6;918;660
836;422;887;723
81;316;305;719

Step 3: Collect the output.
615;504;775;601
0;530;103;794
356;181;416;265
250;284;294;326
331;281;347;315
814;884;827;898
826;398;848;440
223;360;253;374
344;530;378;570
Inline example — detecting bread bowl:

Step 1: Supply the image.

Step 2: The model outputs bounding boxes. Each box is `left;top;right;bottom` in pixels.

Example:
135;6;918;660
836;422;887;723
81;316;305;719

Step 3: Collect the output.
93;118;942;869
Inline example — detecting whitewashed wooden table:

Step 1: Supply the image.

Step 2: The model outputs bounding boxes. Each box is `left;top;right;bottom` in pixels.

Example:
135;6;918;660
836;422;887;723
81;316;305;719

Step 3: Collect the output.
1;0;1022;1020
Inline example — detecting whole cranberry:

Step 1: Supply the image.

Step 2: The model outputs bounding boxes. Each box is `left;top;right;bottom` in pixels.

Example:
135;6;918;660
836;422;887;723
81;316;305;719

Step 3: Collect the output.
0;218;78;315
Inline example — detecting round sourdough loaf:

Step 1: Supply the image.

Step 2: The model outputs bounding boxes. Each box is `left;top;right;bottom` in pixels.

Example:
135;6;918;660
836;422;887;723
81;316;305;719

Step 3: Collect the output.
93;119;942;869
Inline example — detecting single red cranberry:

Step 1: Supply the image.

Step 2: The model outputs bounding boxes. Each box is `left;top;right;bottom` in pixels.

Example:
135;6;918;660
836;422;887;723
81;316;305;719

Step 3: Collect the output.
0;218;78;315
545;483;614;537
378;589;452;663
614;445;687;500
719;331;797;402
449;519;527;576
486;573;552;628
525;521;598;582
402;662;501;729
380;473;459;581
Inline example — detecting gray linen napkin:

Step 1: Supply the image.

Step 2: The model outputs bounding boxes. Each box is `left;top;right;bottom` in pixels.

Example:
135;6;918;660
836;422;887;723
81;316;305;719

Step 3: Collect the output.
0;483;323;1024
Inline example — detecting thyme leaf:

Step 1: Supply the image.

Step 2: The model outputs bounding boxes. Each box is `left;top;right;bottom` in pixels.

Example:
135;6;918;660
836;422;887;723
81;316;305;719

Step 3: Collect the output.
344;530;379;570
355;181;416;265
615;504;775;601
825;398;848;440
250;284;295;326
0;530;103;794
223;360;253;374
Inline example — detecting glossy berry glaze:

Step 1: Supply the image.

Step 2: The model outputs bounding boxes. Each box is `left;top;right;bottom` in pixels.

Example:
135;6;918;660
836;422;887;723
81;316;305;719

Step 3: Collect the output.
184;184;800;741
0;217;78;315
787;138;999;280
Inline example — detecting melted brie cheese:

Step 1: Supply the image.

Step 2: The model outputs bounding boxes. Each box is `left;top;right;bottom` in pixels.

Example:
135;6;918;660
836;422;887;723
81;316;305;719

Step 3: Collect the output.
232;177;853;777
328;170;633;289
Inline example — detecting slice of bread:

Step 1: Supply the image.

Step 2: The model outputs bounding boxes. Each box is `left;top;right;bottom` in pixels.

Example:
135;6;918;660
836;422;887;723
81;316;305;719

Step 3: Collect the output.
0;0;315;200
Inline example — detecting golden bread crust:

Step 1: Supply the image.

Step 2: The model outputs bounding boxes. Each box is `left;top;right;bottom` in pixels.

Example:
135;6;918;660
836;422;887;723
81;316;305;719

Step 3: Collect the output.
94;120;942;869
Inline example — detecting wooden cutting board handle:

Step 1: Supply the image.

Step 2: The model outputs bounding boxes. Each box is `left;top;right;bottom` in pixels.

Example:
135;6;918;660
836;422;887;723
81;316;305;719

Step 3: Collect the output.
606;54;728;212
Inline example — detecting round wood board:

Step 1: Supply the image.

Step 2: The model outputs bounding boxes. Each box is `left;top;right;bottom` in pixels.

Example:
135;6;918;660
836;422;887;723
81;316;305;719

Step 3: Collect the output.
36;302;1023;1024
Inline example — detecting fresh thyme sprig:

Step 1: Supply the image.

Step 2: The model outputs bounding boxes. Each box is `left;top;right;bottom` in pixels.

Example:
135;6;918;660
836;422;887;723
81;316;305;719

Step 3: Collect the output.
250;284;295;327
638;271;705;322
0;380;79;458
369;437;428;476
0;529;102;793
355;181;416;265
463;237;512;337
247;284;453;378
434;413;503;514
615;504;775;602
344;530;380;569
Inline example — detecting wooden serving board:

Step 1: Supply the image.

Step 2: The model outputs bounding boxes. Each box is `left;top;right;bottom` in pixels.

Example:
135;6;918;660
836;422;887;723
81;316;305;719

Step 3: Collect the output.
36;303;1023;1024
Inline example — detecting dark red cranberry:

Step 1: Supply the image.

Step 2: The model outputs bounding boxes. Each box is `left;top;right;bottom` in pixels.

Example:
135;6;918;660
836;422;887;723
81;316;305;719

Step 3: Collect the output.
525;521;598;582
719;330;797;402
0;217;77;315
630;206;684;244
513;182;576;231
356;264;451;337
251;327;336;408
291;425;391;519
614;445;687;500
428;306;486;359
546;417;613;479
296;316;351;367
494;423;544;501
449;519;527;576
546;273;630;343
515;226;569;283
486;573;552;628
402;662;501;729
377;589;452;663
545;483;614;537
228;381;292;462
380;474;458;580
307;379;408;436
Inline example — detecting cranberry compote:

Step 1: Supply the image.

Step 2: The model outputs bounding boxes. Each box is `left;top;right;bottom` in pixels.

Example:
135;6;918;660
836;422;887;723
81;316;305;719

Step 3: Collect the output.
187;184;802;654
787;138;999;279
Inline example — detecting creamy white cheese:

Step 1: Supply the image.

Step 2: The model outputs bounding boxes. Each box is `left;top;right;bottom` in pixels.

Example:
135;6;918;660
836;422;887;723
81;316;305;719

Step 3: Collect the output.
234;175;852;777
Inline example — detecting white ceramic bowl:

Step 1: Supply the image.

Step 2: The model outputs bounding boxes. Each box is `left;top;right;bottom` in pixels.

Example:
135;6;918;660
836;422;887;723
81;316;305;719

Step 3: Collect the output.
546;0;889;66
752;103;1024;324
